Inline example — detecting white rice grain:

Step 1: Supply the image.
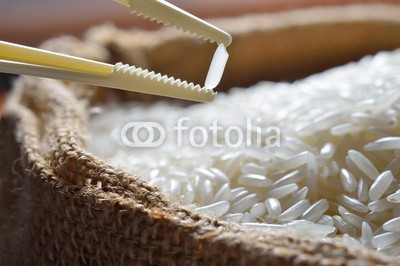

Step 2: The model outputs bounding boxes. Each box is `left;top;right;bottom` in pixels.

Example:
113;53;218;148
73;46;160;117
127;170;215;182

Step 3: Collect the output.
357;178;369;203
348;150;380;180
371;232;400;249
387;189;400;203
241;163;267;175
230;193;259;213
320;143;335;158
268;183;298;199
213;183;232;202
264;198;282;219
369;171;394;201
90;50;400;257
271;170;305;188
301;199;329;222
195;201;230;217
238;174;273;188
383;217;400;232
367;198;395;212
361;222;374;248
342;212;365;229
286;220;336;238
340;169;358;192
271;151;309;171
364;137;400;151
338;195;368;213
241;223;287;230
282;187;308;210
249;202;267;217
277;199;310;222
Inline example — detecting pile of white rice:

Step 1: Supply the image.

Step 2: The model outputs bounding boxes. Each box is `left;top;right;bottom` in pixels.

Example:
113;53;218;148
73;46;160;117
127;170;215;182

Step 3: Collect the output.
89;49;400;257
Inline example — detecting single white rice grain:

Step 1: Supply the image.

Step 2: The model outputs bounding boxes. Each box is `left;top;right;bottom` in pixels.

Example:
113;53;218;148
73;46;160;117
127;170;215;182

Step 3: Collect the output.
367;198;395;212
268;183;298;199
200;180;214;205
371;232;400;249
286;220;336;238
357;178;369;203
330;161;340;177
241;163;267;175
264;198;282;219
330;123;362;136
361;222;374;248
230;193;259;213
195;201;230;217
320;143;335;158
277;199;310;222
301;199;329;222
378;241;400;257
271;170;305;188
213;183;232;202
348;150;380;180
383;217;400;232
340;168;358;192
364;137;400;151
238;174;273;188
250;202;267;217
306;156;319;202
338;195;368;213
241;223;287;230
387;189;400;203
369;170;394;201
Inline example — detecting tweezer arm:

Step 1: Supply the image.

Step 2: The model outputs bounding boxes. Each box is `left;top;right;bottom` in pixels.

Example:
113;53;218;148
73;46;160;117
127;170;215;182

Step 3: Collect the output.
0;40;113;75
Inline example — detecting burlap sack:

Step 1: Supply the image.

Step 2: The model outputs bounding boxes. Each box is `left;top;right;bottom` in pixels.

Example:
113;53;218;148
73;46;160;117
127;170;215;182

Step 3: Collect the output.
1;4;400;265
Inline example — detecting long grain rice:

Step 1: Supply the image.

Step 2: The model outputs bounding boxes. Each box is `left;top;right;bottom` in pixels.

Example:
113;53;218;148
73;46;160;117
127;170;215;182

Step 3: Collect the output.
89;50;400;256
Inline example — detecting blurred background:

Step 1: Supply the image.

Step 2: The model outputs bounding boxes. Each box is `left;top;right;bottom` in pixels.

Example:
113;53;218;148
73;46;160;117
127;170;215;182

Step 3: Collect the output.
1;0;400;113
2;0;400;45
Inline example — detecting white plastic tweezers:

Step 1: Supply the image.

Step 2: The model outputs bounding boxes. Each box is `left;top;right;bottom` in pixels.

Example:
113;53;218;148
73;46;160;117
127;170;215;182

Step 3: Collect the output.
0;0;232;102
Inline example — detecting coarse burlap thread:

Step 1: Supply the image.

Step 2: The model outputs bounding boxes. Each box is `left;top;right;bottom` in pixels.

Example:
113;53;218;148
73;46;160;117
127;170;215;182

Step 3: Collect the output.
1;5;400;265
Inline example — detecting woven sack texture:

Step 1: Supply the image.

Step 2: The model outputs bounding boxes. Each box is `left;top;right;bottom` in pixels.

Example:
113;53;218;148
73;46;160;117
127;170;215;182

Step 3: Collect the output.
1;4;400;265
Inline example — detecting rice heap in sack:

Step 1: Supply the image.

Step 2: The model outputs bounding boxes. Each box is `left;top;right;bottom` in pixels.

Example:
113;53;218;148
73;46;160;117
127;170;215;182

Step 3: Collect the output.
91;49;400;258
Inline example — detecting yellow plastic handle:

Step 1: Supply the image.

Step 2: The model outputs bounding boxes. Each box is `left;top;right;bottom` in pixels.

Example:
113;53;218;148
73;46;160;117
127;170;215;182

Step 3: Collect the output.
0;40;113;75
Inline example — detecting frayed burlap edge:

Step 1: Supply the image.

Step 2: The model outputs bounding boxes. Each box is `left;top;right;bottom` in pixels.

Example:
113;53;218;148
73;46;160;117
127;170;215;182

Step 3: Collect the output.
1;4;400;266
